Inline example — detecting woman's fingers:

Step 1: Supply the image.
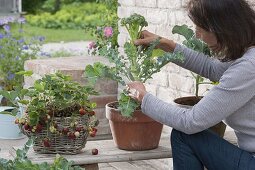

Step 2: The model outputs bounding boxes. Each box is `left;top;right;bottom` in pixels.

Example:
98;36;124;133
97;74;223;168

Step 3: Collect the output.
134;37;156;46
128;88;140;99
126;82;147;102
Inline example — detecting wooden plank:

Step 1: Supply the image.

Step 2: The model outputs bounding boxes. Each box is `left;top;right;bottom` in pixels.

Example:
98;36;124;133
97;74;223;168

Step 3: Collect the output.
109;162;142;170
98;163;118;169
9;130;237;167
80;163;99;170
130;160;160;170
0;149;13;160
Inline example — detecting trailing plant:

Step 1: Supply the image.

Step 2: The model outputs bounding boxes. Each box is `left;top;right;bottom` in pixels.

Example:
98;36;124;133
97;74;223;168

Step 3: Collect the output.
85;13;183;117
172;24;217;97
0;137;83;170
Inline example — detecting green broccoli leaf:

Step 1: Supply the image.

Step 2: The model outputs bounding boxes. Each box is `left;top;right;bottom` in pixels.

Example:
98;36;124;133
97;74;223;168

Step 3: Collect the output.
118;92;139;117
152;49;165;58
172;24;194;40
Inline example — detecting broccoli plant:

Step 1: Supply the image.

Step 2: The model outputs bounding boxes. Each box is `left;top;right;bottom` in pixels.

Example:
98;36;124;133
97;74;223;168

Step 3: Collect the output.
85;13;183;117
172;24;218;97
120;13;148;42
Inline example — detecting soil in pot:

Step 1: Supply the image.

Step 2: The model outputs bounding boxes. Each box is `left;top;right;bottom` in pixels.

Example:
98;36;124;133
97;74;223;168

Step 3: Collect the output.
106;101;163;151
174;96;226;138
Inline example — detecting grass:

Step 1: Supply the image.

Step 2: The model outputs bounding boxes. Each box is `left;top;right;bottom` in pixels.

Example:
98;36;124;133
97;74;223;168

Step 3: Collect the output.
12;24;95;43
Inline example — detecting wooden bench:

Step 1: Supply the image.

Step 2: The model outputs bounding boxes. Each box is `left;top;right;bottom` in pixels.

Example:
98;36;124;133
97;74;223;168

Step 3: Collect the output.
5;131;237;170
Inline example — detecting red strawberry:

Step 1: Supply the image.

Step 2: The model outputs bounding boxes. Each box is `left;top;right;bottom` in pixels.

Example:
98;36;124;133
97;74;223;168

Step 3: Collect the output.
89;131;96;137
36;124;43;133
24;124;30;131
92;148;98;155
43;138;51;147
92;127;98;133
79;108;86;115
75;126;83;132
62;127;69;135
68;132;76;139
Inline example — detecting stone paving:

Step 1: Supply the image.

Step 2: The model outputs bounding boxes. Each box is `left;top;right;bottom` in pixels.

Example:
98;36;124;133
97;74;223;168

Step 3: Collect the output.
40;41;91;57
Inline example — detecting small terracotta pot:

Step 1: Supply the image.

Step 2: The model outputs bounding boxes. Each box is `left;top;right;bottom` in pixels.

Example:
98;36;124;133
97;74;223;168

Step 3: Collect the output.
106;101;163;151
174;96;226;137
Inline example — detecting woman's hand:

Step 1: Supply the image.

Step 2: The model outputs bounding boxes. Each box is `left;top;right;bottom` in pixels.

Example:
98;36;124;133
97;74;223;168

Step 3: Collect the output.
127;81;147;102
134;30;177;52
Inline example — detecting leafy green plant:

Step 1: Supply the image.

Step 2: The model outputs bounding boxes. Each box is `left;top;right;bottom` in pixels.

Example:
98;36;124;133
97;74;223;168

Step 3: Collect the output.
85;13;183;117
0;137;83;170
172;24;217;97
0;72;99;147
0;17;44;91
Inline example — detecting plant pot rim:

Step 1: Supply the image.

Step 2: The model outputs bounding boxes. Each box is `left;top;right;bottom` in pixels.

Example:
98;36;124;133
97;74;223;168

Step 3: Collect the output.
174;96;203;100
106;101;142;111
0;106;15;112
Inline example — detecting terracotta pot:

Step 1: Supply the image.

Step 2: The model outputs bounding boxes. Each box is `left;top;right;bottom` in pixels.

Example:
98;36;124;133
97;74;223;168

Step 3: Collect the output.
106;101;163;151
174;96;226;138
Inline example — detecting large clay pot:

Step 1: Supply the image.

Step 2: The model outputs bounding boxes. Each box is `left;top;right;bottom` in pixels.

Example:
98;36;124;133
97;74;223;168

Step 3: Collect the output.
106;101;163;151
174;96;226;137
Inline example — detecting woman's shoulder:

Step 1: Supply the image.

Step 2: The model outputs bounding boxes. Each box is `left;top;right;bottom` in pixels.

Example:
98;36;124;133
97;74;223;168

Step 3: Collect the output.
223;48;255;76
232;46;255;67
240;47;255;66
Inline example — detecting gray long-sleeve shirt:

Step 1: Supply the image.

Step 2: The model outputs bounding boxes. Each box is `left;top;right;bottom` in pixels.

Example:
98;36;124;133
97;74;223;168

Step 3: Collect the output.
142;44;255;153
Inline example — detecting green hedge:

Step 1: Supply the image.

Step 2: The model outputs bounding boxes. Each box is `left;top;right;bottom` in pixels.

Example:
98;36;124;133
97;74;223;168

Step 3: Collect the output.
26;2;107;29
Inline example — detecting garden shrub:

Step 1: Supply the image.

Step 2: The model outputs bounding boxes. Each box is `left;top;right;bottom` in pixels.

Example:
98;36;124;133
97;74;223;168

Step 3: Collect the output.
22;0;47;14
26;2;107;29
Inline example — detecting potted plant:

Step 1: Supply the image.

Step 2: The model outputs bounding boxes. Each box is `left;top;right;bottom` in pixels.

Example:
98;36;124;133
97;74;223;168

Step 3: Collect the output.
172;24;226;137
85;13;183;150
0;16;44;139
1;72;99;154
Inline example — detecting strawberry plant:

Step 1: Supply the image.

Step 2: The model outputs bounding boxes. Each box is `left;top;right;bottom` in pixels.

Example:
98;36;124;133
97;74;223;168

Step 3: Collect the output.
0;72;99;154
85;13;184;117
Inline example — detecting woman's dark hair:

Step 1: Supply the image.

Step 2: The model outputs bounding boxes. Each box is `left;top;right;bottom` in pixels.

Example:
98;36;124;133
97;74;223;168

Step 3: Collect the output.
188;0;255;61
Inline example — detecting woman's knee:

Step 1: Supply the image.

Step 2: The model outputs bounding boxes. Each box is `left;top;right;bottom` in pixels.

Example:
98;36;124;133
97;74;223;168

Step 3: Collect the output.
171;129;184;145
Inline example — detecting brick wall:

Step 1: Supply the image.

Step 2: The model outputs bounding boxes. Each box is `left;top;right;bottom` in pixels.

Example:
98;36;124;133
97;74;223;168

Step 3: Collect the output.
118;0;255;103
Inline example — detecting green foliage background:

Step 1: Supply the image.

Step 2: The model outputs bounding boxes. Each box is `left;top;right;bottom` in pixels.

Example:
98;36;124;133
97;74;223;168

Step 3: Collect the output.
26;3;107;29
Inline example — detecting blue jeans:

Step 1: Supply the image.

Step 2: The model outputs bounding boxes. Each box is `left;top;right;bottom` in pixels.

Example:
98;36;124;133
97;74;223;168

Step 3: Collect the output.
171;129;255;170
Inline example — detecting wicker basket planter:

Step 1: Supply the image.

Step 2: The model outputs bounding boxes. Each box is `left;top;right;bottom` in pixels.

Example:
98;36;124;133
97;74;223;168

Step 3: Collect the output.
12;72;99;155
20;114;97;154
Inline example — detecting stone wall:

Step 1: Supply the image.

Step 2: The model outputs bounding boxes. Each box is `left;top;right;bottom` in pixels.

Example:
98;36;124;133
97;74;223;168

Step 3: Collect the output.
118;0;255;103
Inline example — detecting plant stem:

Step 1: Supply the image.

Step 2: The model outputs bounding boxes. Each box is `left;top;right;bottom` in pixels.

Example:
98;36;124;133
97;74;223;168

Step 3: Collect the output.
195;75;199;97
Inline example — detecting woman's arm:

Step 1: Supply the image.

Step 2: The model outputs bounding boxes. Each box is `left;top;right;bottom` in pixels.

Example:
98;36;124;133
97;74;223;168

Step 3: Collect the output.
173;44;233;82
135;31;232;81
141;57;255;134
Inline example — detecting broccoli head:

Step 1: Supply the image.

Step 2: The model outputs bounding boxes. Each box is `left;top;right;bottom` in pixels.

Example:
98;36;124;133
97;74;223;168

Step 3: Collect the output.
121;13;148;42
